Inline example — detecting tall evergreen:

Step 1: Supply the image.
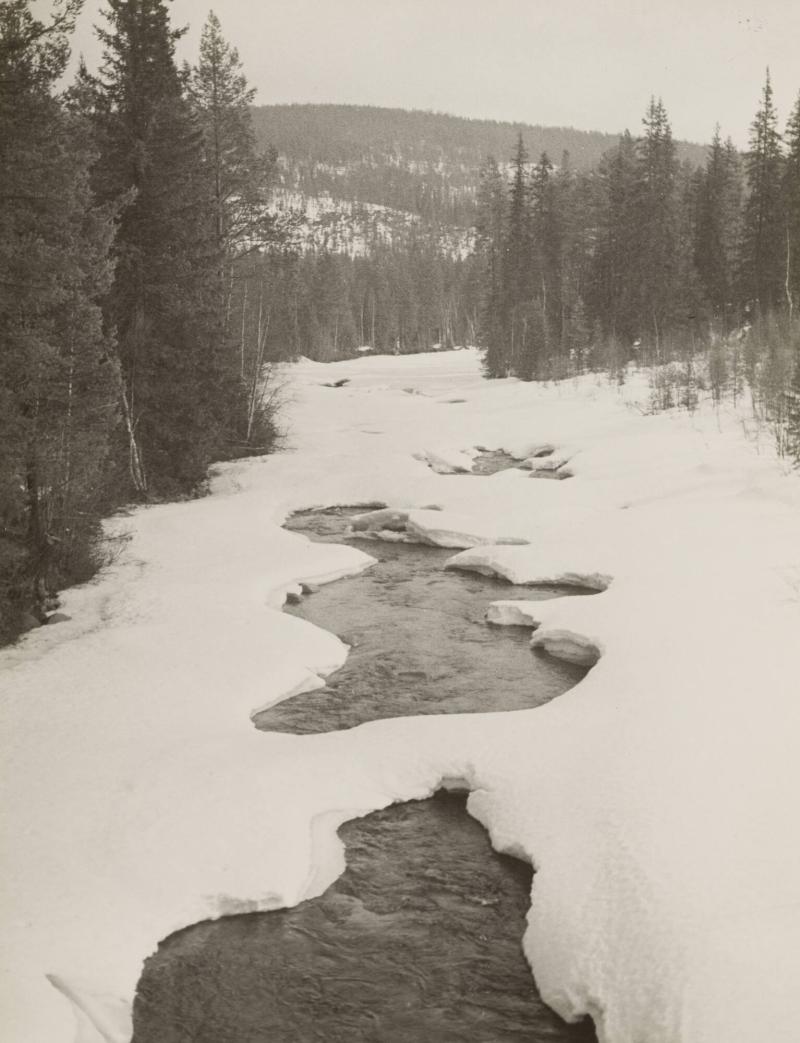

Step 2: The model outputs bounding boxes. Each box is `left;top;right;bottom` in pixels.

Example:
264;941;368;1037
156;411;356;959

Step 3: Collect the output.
587;130;640;340
187;11;282;447
694;128;742;326
503;134;535;375
530;151;562;358
634;98;681;346
187;11;276;260
740;70;785;313
85;0;239;494
784;92;800;317
0;0;120;636
474;156;507;376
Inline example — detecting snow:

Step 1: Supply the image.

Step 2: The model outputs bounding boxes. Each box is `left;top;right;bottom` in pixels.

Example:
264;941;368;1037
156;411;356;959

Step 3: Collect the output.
413;445;478;473
487;596;604;665
267;189;473;259
2;349;800;1043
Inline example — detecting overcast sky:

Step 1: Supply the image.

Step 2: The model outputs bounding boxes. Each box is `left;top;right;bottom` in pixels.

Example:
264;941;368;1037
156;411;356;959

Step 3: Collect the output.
45;0;800;147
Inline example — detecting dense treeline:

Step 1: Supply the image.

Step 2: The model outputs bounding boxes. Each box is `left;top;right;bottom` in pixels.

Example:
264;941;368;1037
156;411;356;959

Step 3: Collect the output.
474;82;800;432
0;1;280;642
234;245;478;362
252;103;708;230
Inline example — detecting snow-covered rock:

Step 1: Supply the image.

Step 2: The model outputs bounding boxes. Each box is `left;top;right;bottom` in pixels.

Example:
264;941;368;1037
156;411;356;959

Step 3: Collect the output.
406;509;529;548
413;446;478;474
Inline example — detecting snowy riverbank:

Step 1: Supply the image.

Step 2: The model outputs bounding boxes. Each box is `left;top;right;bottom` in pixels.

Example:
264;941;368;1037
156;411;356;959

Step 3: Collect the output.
2;349;799;1042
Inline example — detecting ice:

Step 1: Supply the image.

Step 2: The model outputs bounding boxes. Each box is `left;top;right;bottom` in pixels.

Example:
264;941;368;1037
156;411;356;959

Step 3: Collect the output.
487;595;605;666
406;508;530;548
413;446;478;473
447;543;614;590
521;453;572;472
2;348;800;1043
350;504;530;547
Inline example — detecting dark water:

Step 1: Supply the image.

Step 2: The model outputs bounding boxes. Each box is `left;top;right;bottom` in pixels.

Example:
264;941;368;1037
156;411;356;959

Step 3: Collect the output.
471;449;525;474
254;509;587;734
437;449;569;479
133;508;596;1043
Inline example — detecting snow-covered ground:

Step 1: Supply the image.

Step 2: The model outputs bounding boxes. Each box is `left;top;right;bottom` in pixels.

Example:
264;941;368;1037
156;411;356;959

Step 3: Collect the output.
2;350;799;1043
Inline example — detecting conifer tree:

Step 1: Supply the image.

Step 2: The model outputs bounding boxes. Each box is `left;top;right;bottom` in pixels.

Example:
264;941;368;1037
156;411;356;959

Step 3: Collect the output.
187;11;283;448
740;70;785;313
587;130;639;340
634;98;681;347
474;156;507;376
784;92;800;317
530;151;563;361
694;127;743;326
502;134;535;375
85;0;240;494
187;11;277;260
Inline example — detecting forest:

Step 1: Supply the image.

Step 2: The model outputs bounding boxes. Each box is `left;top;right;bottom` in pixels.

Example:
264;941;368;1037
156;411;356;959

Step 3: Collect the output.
0;0;281;642
1;0;799;645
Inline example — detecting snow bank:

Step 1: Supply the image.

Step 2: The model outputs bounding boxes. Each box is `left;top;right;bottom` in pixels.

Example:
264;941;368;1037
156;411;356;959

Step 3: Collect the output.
2;348;800;1043
406;508;530;548
487;594;605;666
413;446;477;473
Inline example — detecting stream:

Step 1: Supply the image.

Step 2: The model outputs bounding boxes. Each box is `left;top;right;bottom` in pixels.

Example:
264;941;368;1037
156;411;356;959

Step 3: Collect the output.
132;508;597;1042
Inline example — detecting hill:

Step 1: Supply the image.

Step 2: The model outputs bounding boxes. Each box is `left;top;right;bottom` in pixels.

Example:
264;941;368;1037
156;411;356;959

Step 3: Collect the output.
251;103;709;228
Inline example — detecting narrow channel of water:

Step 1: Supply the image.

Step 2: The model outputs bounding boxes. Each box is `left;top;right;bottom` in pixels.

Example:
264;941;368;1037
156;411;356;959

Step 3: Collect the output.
133;508;597;1042
255;508;587;734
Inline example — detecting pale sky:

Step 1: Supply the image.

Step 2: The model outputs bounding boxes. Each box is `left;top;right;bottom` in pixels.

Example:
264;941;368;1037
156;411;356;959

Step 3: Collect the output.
42;0;800;147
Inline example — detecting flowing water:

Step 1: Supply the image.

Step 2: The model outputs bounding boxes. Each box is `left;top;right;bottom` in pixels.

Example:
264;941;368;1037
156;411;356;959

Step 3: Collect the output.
133;509;597;1042
255;508;588;734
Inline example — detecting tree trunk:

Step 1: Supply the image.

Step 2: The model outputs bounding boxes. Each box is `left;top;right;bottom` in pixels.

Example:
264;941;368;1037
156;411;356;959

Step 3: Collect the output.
120;383;147;494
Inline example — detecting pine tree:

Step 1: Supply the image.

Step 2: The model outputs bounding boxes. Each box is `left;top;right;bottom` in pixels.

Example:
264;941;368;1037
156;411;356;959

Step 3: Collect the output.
187;12;285;448
84;0;241;493
588;130;640;341
474;156;507;376
530;151;563;365
740;70;785;314
187;11;277;260
556;168;594;368
784;92;800;318
694;127;743;326
0;0;121;636
502;134;535;375
634;98;681;348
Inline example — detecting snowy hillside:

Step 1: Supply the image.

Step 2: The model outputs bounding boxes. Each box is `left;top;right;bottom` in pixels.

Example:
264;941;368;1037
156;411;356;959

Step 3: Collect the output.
251;104;709;228
269;188;473;258
2;351;799;1042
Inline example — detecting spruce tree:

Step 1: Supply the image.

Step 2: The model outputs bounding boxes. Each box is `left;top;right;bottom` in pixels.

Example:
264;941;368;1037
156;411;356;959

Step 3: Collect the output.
784;92;800;317
187;11;282;448
502;134;534;375
588;131;639;341
694;127;743;326
740;70;785;314
85;0;240;494
530;151;563;364
187;11;277;260
474;156;507;376
634;98;680;347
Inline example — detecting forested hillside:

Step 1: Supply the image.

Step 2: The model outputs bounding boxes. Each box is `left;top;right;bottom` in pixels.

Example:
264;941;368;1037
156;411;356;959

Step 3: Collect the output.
252;103;708;227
